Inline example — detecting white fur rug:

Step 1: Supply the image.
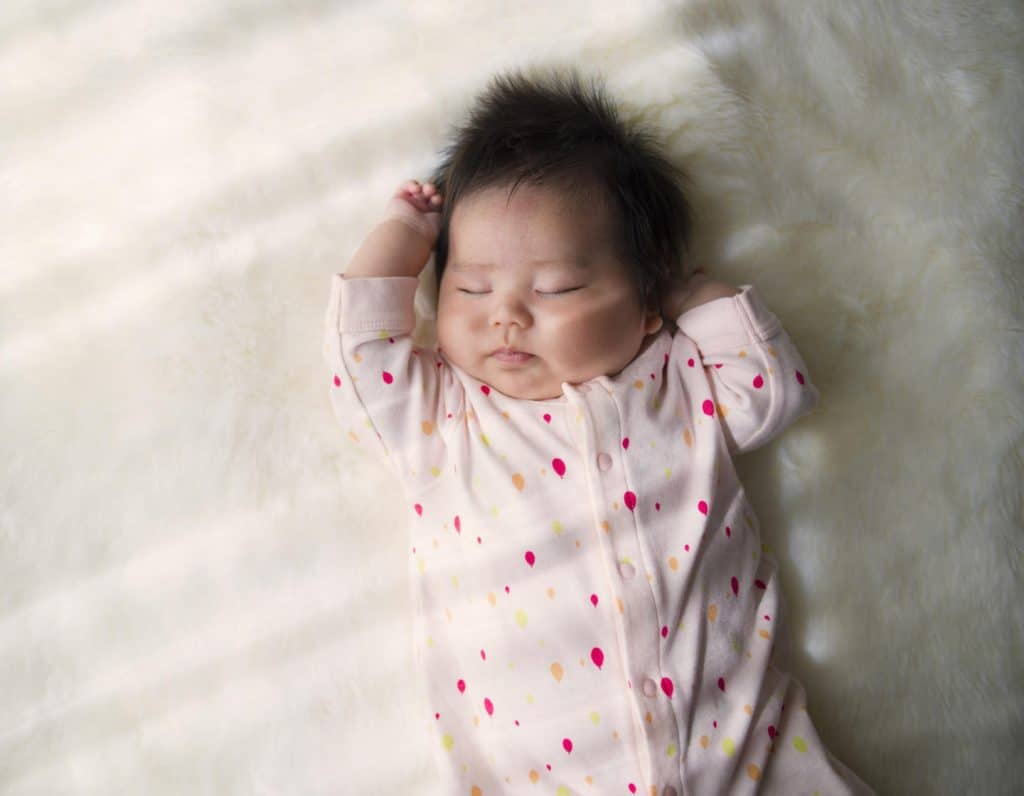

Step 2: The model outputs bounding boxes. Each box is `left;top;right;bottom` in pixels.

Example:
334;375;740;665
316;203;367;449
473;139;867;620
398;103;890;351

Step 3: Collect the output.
2;1;1022;794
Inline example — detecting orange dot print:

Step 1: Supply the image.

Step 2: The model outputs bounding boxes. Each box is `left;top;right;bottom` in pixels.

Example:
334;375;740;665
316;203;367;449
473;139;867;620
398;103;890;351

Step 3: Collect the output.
511;473;525;491
747;763;761;781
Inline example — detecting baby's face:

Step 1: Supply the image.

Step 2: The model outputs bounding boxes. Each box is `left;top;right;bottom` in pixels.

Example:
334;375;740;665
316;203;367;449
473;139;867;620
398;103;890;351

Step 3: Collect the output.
436;182;663;401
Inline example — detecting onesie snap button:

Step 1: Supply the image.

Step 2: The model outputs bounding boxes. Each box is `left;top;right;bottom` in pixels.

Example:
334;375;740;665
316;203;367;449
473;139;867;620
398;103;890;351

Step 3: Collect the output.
618;561;636;579
597;452;612;470
664;787;678;796
642;678;658;697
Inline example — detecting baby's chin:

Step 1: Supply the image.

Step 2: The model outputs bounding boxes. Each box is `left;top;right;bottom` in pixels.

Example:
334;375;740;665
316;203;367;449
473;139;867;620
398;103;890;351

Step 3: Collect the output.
453;356;566;400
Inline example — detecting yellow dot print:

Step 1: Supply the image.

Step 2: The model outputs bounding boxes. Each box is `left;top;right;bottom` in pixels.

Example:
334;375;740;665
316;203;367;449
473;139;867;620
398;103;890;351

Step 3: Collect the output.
746;763;761;781
667;743;677;758
430;466;441;478
552;520;563;535
515;609;528;628
416;557;425;574
556;787;571;796
442;733;454;752
589;711;600;725
480;433;490;446
721;738;736;756
664;466;672;478
512;473;525;491
793;736;808;753
450;575;459;589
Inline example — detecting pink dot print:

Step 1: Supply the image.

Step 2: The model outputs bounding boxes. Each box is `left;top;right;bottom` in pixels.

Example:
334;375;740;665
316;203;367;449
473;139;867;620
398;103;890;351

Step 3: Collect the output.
333;374;341;387
753;374;764;389
543;413;552;423
414;504;422;516
755;579;766;590
698;500;708;515
590;594;599;607
661;625;668;638
591;647;604;669
454;515;461;534
524;551;536;567
768;725;777;739
731;576;739;596
795;370;805;385
725;525;731;537
480;385;490;395
457;679;466;694
687;358;695;367
480;649;487;660
382;371;393;385
624;491;637;511
661;677;674;698
718;677;726;692
622;437;630;450
702;399;715;416
484;697;494;716
629;785;637;794
552;458;566;478
562;738;573;754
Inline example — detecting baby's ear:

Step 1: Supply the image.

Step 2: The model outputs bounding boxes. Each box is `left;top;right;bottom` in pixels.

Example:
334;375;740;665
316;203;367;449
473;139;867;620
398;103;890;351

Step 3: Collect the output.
644;312;664;335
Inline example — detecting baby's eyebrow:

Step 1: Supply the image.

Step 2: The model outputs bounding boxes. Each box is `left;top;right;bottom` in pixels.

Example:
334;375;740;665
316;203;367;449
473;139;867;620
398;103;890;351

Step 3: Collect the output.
450;260;589;272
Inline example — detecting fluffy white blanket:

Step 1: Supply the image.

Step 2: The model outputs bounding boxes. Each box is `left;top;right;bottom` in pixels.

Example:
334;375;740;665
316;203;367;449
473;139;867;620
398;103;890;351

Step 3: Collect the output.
2;1;1021;794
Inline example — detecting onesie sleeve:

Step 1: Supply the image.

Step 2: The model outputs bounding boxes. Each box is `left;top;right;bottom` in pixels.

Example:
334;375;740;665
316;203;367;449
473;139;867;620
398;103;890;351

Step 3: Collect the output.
673;284;820;455
322;273;463;484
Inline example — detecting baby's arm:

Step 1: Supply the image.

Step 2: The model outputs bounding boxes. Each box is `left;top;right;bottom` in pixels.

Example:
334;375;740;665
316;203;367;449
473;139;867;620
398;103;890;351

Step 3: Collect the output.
322;181;463;485
344;180;442;279
671;275;820;454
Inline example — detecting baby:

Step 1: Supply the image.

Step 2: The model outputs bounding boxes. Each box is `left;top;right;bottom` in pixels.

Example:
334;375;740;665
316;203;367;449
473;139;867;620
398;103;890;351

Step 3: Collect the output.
323;68;874;795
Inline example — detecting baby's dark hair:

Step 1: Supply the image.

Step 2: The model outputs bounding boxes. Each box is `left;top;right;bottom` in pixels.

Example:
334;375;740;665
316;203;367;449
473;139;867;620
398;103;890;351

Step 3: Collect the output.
427;65;693;316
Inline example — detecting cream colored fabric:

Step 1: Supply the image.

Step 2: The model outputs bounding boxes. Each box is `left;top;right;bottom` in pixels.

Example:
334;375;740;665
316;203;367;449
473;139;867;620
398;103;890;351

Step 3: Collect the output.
3;1;1021;794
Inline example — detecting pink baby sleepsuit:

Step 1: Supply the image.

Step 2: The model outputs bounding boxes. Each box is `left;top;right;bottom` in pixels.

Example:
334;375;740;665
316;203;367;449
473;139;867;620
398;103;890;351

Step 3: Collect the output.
322;273;874;796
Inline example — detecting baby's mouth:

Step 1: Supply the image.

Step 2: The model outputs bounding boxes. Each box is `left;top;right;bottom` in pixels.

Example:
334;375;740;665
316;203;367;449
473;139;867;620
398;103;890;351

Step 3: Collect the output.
491;349;534;364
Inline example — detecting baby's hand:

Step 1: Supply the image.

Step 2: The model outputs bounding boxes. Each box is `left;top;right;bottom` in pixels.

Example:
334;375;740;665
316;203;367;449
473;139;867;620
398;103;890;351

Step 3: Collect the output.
384;179;444;246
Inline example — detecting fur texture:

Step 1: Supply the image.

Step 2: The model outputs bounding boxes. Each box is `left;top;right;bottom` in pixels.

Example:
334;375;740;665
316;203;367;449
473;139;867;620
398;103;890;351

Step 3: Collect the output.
1;1;1021;794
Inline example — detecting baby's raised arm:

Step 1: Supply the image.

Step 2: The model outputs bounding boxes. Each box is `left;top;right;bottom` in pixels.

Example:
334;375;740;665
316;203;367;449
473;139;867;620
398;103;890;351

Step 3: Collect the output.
322;180;463;487
344;180;443;280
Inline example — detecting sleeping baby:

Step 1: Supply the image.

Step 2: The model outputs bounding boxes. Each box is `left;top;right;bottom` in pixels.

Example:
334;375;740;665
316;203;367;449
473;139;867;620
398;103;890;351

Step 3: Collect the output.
323;67;875;796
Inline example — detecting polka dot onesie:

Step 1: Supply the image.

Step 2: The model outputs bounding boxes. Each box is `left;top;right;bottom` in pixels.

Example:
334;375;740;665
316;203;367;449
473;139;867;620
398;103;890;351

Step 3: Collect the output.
323;273;875;796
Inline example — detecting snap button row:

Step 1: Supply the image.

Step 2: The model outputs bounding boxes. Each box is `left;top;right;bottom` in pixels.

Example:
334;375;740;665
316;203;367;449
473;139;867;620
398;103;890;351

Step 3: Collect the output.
618;561;635;579
597;452;612;471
